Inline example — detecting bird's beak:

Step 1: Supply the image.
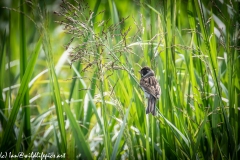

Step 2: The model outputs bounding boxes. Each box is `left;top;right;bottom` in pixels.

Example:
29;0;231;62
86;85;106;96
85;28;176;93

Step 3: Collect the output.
138;70;141;73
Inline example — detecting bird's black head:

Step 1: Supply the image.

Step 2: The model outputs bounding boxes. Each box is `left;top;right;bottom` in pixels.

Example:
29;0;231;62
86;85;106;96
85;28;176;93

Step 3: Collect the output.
140;66;154;77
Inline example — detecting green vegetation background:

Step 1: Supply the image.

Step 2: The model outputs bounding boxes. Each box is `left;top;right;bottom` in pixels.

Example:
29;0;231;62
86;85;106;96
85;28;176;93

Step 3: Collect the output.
0;0;239;159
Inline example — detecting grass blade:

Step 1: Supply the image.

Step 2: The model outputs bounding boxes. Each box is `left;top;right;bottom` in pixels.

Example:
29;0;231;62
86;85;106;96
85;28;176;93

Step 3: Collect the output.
40;5;67;153
0;37;42;151
0;30;6;112
64;102;93;159
111;99;132;160
19;0;31;147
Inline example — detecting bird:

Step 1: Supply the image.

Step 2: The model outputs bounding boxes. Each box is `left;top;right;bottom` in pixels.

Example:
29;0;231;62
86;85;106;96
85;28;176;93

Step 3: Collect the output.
139;66;161;116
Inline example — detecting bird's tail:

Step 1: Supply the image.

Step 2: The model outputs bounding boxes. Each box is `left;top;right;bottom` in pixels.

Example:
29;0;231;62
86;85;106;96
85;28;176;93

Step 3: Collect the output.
146;95;156;116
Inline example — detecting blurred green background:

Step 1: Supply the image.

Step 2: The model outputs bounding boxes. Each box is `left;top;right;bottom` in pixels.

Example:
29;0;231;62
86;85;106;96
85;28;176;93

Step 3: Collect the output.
0;0;239;159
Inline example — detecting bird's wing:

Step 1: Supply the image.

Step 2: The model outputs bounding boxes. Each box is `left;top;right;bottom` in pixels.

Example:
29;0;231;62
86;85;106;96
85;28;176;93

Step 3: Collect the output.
140;76;160;99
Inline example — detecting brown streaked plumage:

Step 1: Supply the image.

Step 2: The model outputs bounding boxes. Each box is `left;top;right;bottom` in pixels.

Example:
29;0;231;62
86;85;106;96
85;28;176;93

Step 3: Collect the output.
139;66;161;116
